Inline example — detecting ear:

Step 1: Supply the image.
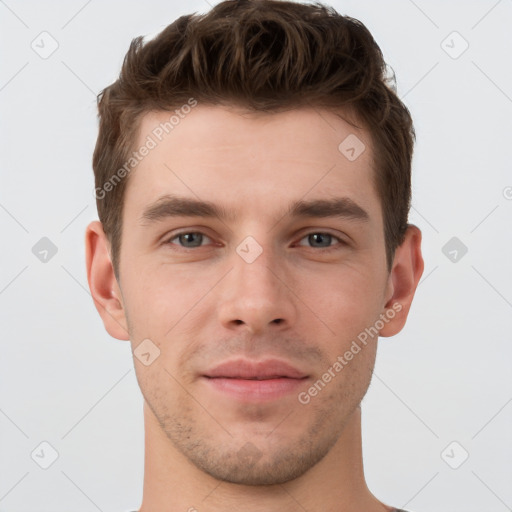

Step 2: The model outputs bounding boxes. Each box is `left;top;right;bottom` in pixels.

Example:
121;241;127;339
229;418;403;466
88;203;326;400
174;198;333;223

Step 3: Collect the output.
85;220;130;340
379;224;424;337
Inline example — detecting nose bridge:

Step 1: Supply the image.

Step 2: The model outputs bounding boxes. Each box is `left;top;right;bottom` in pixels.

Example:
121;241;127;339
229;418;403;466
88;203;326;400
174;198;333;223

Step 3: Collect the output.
236;237;279;295
217;234;296;333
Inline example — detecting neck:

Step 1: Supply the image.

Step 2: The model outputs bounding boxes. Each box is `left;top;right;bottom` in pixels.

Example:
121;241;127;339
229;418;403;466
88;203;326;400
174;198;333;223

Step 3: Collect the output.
138;402;392;512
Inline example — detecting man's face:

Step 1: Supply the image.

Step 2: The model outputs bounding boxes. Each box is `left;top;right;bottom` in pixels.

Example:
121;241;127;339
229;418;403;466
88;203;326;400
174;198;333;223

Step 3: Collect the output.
117;105;393;484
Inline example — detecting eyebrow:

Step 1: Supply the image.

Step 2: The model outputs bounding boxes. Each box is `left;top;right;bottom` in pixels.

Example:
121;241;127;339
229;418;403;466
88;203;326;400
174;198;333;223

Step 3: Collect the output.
140;194;369;225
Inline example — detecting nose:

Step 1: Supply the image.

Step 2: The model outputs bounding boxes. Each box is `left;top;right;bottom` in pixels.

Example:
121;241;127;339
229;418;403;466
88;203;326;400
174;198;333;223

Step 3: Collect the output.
216;242;298;335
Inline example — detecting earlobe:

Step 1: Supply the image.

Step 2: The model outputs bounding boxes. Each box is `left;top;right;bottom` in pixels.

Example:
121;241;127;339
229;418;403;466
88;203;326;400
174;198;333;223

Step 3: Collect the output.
379;224;424;338
85;220;130;340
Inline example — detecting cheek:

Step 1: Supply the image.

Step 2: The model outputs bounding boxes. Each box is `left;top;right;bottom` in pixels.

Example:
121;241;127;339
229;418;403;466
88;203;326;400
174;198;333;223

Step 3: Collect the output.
295;265;383;340
122;264;217;359
122;264;190;324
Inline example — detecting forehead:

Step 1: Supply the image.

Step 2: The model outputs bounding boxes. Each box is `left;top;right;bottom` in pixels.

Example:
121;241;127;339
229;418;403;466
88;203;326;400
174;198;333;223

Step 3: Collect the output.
124;104;380;223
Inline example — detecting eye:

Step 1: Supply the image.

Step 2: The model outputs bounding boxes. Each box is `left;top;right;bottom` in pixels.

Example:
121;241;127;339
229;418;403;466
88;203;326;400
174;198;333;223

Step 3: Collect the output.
296;232;346;251
165;231;213;249
163;230;347;251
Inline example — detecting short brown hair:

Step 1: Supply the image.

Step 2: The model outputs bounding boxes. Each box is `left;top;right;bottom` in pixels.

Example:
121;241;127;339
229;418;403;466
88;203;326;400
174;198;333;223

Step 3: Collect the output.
93;0;414;278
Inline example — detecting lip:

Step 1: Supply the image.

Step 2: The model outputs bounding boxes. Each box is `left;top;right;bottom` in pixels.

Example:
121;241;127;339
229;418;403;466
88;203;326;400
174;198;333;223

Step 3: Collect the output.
204;358;308;379
202;358;309;402
203;376;308;401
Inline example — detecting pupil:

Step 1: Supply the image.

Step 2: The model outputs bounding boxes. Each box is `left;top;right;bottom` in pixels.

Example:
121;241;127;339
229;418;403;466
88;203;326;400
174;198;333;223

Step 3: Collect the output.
310;233;330;247
181;233;201;247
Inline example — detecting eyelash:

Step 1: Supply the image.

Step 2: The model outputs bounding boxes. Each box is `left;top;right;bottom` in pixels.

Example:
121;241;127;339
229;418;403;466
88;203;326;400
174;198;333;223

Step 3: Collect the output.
164;230;347;252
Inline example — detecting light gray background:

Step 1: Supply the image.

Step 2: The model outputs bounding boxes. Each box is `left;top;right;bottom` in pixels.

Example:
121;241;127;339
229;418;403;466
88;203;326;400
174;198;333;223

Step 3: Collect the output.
1;1;511;511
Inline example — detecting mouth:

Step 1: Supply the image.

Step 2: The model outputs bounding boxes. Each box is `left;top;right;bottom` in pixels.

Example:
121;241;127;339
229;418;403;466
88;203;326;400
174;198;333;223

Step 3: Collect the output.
204;358;308;379
202;376;309;401
202;358;309;401
214;375;293;380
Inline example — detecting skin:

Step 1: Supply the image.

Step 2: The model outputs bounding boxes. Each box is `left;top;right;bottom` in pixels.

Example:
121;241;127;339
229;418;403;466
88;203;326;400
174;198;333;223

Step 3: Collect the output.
86;104;424;512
